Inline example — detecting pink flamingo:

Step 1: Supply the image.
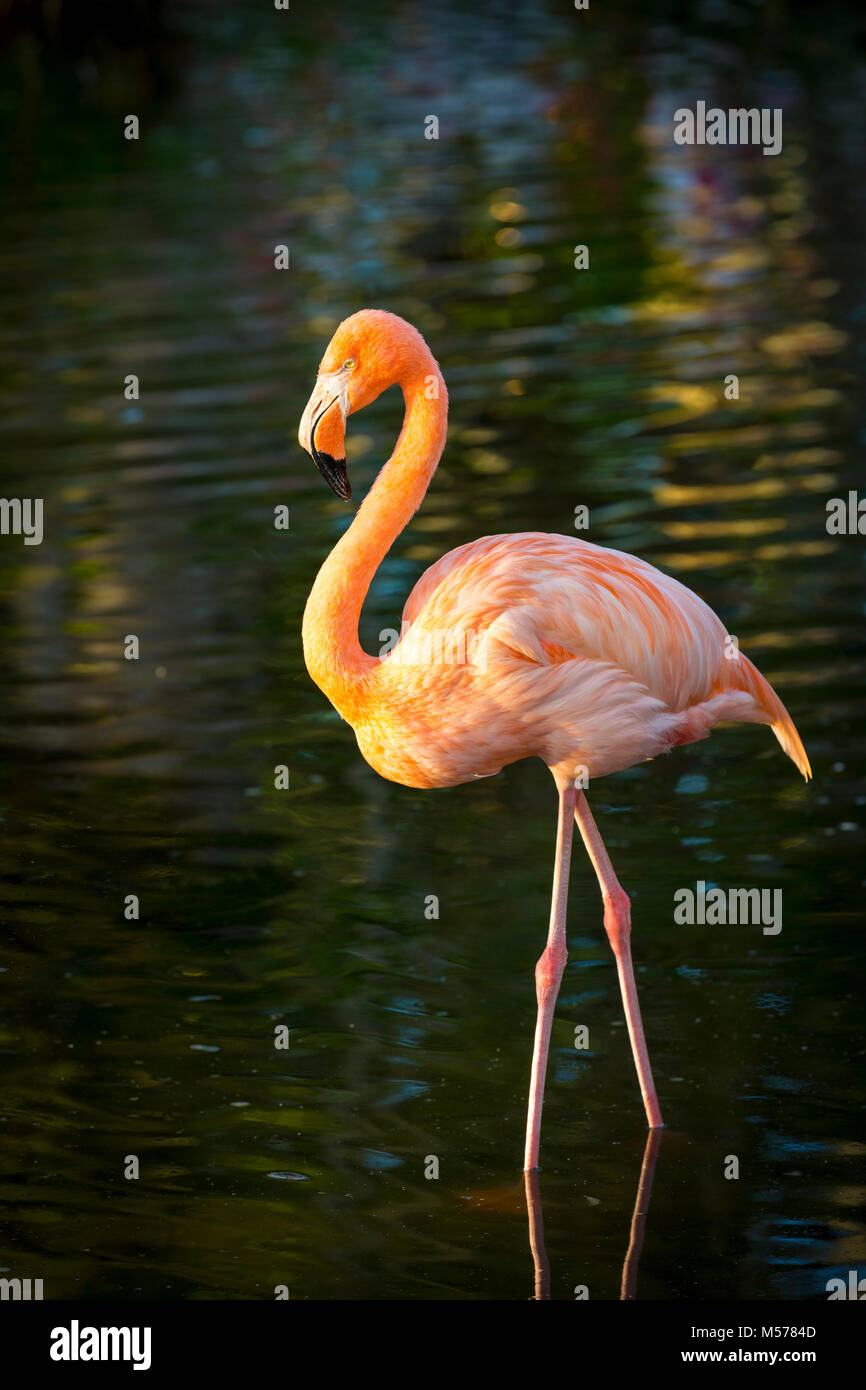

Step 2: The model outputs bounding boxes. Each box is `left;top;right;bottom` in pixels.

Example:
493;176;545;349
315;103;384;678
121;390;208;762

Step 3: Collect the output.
299;309;811;1170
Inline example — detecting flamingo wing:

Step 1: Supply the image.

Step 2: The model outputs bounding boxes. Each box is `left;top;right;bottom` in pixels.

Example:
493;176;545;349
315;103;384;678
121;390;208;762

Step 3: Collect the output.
400;532;810;780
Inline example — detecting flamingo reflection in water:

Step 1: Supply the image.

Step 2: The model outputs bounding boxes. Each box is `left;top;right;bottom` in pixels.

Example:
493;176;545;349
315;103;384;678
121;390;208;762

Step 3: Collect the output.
525;1130;662;1299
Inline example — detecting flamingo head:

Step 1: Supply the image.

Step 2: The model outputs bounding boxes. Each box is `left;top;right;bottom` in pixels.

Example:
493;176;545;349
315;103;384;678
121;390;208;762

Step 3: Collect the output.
298;309;437;502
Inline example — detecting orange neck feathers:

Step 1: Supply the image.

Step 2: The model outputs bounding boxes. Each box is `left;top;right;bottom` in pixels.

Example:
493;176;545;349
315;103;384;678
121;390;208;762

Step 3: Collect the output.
302;354;448;723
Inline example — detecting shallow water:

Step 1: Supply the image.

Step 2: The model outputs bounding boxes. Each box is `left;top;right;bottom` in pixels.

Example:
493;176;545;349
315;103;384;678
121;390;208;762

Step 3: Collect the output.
0;0;864;1299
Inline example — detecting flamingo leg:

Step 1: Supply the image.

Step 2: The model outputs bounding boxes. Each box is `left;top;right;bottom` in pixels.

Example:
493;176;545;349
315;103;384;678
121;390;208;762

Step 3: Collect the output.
524;783;576;1171
574;791;663;1129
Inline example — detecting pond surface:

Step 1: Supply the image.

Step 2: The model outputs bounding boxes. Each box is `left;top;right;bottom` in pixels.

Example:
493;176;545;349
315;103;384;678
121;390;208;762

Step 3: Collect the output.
0;0;864;1299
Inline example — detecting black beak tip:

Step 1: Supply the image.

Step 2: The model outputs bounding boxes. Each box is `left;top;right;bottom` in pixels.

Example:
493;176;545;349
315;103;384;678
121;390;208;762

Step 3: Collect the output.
311;450;351;502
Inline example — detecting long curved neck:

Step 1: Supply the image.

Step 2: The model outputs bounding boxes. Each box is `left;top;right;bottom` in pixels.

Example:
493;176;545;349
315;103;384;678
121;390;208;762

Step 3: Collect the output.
302;367;448;721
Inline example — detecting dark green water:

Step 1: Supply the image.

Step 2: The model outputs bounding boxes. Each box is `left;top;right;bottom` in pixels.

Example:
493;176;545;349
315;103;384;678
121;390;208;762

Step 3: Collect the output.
0;0;864;1299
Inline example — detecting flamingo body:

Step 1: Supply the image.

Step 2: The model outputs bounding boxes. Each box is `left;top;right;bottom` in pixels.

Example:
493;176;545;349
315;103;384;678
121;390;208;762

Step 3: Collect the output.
345;529;809;791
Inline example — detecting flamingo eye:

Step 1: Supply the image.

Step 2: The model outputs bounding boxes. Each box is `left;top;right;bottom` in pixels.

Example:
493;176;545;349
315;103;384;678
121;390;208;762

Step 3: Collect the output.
342;358;355;370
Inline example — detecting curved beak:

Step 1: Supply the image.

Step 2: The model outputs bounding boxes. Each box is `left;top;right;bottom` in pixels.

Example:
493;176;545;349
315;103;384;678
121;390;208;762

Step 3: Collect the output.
298;370;351;501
